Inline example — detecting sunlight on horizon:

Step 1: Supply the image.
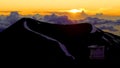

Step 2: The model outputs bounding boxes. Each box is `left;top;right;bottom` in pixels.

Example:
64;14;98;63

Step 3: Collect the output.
0;0;120;15
69;9;83;13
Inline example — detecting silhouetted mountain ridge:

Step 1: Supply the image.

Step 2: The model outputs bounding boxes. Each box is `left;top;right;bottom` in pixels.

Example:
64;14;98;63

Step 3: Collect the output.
1;18;120;65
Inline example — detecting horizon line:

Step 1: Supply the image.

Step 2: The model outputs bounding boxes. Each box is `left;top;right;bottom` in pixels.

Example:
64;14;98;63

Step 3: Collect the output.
0;10;120;16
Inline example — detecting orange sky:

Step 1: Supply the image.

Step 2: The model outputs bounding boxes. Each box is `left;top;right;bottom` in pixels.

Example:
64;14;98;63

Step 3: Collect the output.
0;0;120;15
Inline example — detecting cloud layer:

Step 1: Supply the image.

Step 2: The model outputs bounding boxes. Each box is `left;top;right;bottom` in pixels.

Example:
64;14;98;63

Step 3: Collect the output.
0;12;120;35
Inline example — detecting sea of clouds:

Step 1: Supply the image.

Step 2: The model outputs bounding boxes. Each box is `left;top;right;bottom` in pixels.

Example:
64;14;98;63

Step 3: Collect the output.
0;11;120;36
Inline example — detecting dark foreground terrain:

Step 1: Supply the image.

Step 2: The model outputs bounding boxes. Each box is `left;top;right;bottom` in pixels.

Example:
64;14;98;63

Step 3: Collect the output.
1;18;120;66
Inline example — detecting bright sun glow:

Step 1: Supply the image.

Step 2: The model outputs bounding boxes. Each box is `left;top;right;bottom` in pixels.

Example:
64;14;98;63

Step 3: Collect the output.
69;9;82;13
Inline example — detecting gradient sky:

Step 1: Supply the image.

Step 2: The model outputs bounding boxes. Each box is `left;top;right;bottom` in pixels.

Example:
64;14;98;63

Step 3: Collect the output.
0;0;120;15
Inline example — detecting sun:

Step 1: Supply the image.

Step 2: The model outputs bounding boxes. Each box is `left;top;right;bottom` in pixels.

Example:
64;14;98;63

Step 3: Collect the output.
69;9;82;13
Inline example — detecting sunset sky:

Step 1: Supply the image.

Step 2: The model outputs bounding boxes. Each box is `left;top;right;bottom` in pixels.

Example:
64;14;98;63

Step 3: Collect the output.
0;0;120;15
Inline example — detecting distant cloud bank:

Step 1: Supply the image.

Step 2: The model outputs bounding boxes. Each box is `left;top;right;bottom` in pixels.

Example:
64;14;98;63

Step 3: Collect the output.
0;11;120;36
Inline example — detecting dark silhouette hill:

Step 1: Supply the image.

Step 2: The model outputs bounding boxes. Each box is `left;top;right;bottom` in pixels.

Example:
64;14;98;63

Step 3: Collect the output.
1;18;120;66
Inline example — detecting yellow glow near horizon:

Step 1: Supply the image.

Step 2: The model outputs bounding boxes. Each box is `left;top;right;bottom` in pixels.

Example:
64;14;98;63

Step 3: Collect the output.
69;9;82;13
0;0;120;15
